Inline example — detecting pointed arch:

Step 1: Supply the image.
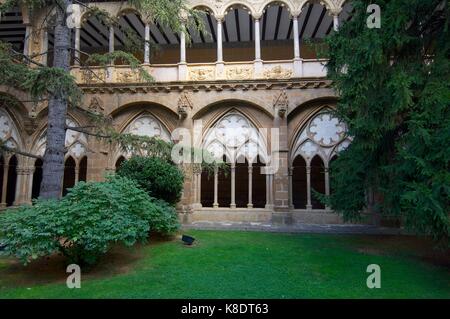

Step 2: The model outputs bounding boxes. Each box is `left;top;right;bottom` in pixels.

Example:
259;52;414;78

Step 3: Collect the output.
0;108;24;151
202;109;268;164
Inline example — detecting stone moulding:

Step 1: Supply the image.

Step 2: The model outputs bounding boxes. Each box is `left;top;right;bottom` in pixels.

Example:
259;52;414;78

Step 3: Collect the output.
79;79;332;94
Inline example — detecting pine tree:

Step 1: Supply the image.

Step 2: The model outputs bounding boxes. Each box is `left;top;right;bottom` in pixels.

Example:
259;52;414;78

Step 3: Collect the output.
0;0;202;199
325;0;449;244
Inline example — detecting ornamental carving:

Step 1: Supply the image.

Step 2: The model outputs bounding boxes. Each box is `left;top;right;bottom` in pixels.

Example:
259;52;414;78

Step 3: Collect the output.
226;66;253;80
178;92;193;119
81;68;106;84
116;69;141;83
88;96;104;114
0;110;21;149
273;90;289;117
189;68;215;81
264;65;293;79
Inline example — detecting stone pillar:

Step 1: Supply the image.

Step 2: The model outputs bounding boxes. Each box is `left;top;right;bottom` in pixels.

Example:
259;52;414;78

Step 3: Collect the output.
191;165;202;209
215;16;225;79
247;164;253;208
42;30;48;66
292;14;302;77
75;162;80;184
23;24;31;57
74;27;81;65
178;27;188;80
213;166;219;208
14;166;33;205
273;94;290;211
180;29;186;63
109;26;114;54
253;15;263;77
324;165;331;210
254;18;261;61
108;26;115;81
332;11;340;31
1;164;9;208
306;165;312;209
216;18;223;62
144;23;150;64
230;162;236;209
288;167;294;209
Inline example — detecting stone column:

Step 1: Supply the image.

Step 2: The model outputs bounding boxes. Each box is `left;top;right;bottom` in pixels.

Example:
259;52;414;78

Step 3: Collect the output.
292;14;302;77
213;166;219;208
74;27;81;65
216;18;223;62
247;164;253;208
23;24;31;57
42;30;48;66
180;29;186;63
144;23;150;64
288;167;294;209
230;163;236;209
108;26;115;81
14;166;33;206
75;162;80;184
254;18;261;61
1;164;9;208
273;99;290;211
324;165;331;210
331;10;341;32
215;16;225;79
178;26;188;80
306;165;312;209
253;15;263;77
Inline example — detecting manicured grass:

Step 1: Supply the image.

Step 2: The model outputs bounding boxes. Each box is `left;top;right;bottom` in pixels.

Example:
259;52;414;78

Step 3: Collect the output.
0;230;449;298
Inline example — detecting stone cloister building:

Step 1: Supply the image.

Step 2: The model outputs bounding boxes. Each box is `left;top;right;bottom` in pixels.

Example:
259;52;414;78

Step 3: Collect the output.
0;0;370;225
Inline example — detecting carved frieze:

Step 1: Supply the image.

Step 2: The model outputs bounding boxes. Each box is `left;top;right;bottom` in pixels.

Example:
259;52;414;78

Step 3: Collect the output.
264;65;293;79
81;68;106;84
116;69;141;83
226;66;253;80
189;68;215;81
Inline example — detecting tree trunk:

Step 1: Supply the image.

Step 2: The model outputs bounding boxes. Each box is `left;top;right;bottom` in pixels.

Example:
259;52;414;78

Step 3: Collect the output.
39;1;72;199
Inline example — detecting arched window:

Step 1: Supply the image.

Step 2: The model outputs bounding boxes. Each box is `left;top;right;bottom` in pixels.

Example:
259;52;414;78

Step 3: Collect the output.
201;111;268;209
63;156;76;196
32;158;43;199
291;109;351;210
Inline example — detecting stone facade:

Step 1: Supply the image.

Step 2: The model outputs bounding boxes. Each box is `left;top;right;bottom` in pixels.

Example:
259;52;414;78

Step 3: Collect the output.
0;1;375;226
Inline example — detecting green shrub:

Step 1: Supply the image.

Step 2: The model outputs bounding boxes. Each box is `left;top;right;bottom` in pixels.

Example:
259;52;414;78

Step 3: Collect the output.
0;176;179;265
117;156;184;205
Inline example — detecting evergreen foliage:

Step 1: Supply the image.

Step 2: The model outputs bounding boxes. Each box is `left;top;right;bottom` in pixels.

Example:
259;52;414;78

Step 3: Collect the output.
324;0;449;244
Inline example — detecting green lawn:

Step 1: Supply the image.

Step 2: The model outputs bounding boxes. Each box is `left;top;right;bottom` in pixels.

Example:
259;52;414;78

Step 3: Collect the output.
0;230;449;298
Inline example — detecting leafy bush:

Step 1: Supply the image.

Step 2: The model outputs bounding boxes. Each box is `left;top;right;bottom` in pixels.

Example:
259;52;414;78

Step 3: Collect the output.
117;156;184;205
0;176;179;265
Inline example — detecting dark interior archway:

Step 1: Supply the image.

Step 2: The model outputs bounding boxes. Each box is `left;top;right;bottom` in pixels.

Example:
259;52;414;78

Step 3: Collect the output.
235;157;249;208
292;155;307;209
115;156;126;171
79;156;88;182
6;155;17;206
201;169;214;207
311;155;325;209
32;158;43;199
252;156;266;208
329;155;338;195
63;156;76;196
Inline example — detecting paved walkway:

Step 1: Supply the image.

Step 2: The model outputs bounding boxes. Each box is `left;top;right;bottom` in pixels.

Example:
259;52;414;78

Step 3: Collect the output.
182;221;404;235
